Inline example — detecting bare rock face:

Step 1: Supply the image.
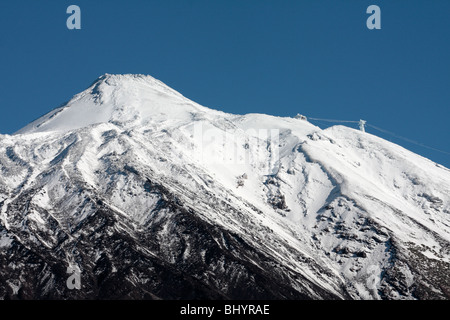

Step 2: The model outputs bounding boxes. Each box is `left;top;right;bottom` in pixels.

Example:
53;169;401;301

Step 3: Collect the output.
0;74;449;300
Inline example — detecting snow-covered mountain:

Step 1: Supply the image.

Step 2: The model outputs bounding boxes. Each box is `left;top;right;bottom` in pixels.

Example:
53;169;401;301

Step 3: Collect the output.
0;74;449;299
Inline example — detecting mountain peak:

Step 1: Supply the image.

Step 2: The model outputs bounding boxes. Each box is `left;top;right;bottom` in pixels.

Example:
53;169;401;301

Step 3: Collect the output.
15;74;208;135
91;73;159;87
86;73;185;102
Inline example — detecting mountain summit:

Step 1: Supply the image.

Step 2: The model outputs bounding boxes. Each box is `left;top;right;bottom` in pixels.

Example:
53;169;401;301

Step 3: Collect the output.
16;74;216;135
1;74;449;299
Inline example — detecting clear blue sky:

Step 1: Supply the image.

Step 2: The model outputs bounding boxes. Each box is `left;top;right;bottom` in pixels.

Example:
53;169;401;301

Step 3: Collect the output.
0;0;449;168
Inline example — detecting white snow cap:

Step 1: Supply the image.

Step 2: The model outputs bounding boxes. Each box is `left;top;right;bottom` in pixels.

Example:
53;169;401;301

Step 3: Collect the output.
16;73;215;135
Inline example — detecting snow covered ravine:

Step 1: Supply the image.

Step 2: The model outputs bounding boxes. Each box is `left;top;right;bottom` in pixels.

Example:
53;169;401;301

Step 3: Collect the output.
0;74;449;299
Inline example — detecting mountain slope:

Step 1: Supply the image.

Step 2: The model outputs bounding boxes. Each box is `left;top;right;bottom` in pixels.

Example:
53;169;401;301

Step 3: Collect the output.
1;74;449;299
